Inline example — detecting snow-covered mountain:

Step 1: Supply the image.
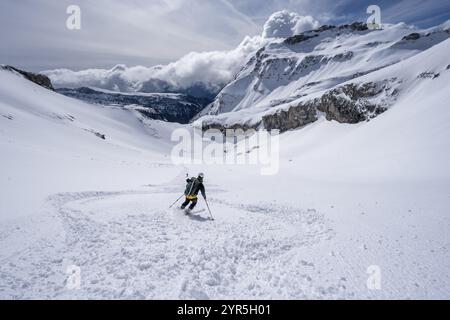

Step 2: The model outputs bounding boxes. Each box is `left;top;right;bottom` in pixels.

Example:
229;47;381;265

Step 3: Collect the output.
1;17;450;300
47;20;450;129
197;22;450;131
57;87;210;124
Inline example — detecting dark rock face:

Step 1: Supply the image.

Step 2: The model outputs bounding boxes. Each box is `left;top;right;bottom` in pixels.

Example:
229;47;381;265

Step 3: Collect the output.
201;102;317;134
262;102;317;132
261;80;393;131
402;33;421;41
315;82;391;123
201;122;260;134
417;72;440;79
284;34;319;45
338;22;369;32
140;79;220;100
395;29;450;48
314;25;337;32
284;23;367;46
57;87;210;124
1;65;54;90
262;76;399;128
203;79;399;133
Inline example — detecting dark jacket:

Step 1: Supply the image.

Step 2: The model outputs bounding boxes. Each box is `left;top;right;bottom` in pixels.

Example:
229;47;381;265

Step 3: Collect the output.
185;177;206;199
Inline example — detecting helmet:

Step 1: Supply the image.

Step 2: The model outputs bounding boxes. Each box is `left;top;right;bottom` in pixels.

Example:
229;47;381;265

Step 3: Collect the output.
198;173;204;179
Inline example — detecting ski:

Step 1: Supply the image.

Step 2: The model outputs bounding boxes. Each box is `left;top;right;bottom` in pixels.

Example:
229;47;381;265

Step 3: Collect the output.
181;208;206;215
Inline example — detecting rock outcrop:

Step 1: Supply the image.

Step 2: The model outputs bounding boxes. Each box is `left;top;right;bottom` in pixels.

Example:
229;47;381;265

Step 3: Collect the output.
201;122;261;133
57;87;210;124
402;33;421;41
201;78;401;133
262;102;317;132
1;65;54;91
315;81;397;123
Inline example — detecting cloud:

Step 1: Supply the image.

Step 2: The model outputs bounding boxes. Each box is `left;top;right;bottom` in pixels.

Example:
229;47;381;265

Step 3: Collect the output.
43;35;267;96
154;35;266;89
2;1;449;72
262;10;321;38
0;0;260;71
42;9;322;95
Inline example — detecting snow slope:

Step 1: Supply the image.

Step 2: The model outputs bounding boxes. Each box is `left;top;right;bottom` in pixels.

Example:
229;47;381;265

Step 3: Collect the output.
0;69;182;266
281;38;450;182
199;39;450;299
1;41;450;299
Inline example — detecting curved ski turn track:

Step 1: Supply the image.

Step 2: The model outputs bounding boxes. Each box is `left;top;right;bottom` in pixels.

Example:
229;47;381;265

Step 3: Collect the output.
1;175;449;299
0;181;346;299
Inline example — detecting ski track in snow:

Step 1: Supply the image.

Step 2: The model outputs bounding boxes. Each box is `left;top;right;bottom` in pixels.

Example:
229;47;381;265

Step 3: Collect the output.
1;183;448;299
0;185;350;299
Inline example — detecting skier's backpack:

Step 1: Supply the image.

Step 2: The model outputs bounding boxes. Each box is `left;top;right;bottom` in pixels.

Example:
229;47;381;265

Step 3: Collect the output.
185;178;199;196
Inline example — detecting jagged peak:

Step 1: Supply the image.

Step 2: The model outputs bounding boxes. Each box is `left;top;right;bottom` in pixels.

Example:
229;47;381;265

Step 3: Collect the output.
283;22;369;45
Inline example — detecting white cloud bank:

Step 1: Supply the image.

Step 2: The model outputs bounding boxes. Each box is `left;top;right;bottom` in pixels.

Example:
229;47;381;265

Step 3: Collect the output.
262;10;321;38
44;35;267;95
44;10;320;95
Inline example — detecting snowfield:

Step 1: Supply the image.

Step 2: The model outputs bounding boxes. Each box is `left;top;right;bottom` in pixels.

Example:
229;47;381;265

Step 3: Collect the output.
1;40;450;299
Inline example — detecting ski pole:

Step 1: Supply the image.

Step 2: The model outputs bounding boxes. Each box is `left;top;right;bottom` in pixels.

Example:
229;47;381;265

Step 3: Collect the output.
169;194;184;208
204;198;215;221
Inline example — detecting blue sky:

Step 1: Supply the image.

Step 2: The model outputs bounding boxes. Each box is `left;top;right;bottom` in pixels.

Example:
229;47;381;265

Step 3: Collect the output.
1;0;449;71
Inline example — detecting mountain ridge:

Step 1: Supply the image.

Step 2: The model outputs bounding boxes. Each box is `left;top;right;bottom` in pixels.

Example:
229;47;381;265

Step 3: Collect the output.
195;21;450;132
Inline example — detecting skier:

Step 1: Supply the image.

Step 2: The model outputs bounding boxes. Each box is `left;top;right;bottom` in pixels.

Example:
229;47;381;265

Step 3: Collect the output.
181;173;206;214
